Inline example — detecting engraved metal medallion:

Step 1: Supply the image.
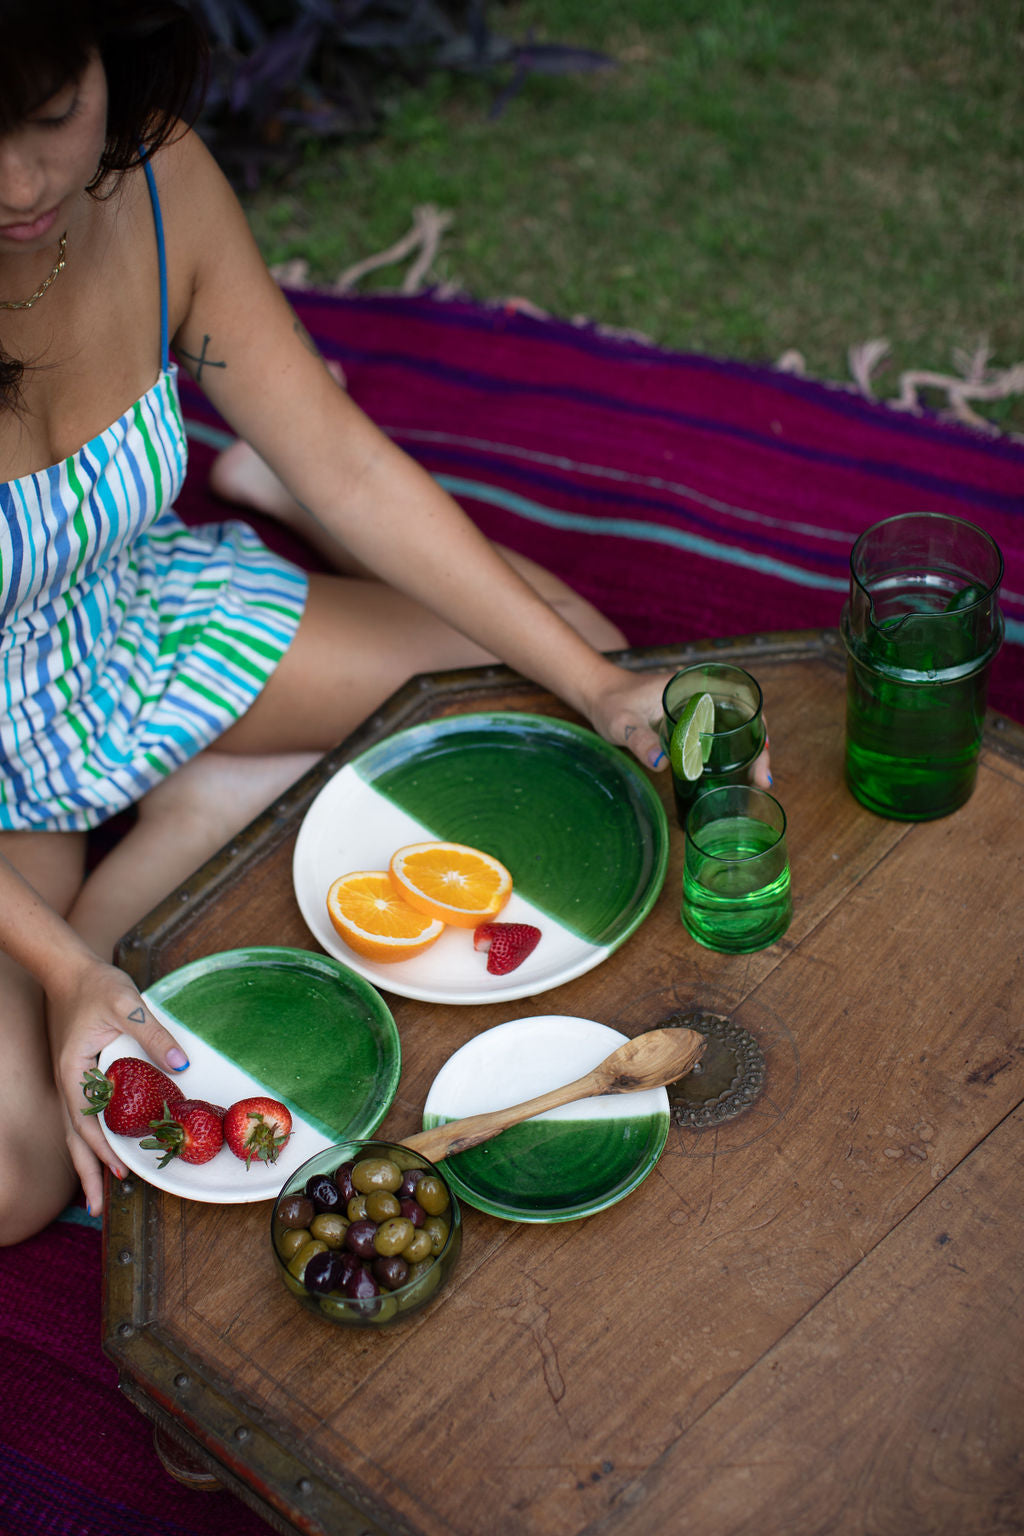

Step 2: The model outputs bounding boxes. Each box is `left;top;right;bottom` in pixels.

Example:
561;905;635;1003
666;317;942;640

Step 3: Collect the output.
660;1010;765;1128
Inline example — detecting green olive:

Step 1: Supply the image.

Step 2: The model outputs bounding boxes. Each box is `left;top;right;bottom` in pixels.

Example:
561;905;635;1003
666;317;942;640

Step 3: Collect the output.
351;1156;403;1194
318;1294;353;1320
287;1238;328;1281
346;1194;369;1222
414;1175;450;1216
400;1228;433;1264
423;1215;450;1256
276;1226;312;1261
373;1216;415;1256
402;1258;442;1306
310;1212;349;1248
365;1190;401;1223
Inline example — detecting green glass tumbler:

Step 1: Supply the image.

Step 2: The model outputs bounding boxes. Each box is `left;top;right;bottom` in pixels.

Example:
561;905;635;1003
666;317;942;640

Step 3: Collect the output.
840;512;1004;820
661;663;766;828
681;785;791;954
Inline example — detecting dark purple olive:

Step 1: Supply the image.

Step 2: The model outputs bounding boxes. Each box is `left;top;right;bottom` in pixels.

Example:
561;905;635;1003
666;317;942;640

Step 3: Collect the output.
344;1218;379;1259
334;1252;362;1290
303;1250;346;1295
398;1167;426;1199
333;1162;356;1203
305;1173;342;1213
399;1196;425;1228
276;1194;315;1229
373;1254;410;1292
343;1265;380;1305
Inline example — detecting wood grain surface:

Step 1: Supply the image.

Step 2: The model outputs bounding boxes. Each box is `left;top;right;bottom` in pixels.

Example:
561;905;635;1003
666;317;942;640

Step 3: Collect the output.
104;633;1024;1536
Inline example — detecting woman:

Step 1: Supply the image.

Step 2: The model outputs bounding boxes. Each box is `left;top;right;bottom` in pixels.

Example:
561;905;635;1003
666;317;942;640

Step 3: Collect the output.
0;0;663;1242
0;1;763;1244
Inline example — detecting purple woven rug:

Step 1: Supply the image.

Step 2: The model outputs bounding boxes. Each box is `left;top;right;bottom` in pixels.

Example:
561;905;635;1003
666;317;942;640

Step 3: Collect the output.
179;291;1023;721
2;292;1021;1536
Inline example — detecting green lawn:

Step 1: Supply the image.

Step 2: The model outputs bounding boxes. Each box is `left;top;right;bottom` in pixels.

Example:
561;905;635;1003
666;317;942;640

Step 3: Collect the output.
240;0;1024;428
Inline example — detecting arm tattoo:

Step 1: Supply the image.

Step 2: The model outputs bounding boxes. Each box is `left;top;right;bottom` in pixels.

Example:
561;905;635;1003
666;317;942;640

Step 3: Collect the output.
292;316;323;361
177;334;227;383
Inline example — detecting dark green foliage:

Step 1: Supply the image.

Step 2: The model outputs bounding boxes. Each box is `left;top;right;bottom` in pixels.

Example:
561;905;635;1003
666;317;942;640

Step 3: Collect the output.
189;0;614;185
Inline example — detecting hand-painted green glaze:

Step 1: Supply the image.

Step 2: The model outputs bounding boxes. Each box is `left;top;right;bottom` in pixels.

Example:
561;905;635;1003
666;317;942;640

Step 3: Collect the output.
426;1113;670;1223
147;948;401;1143
355;713;669;944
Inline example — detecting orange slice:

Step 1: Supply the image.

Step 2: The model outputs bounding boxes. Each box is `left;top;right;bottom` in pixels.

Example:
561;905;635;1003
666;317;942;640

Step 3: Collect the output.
388;841;513;929
326;871;445;963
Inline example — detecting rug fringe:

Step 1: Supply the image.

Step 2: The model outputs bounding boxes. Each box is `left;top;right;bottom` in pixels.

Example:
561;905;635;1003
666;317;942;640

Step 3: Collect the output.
269;211;1024;439
781;339;1024;436
270;203;460;298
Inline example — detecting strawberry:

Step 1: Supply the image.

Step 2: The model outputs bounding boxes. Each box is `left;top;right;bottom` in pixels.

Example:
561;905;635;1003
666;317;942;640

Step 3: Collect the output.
473;922;542;975
223;1096;292;1168
140;1100;224;1167
81;1057;185;1137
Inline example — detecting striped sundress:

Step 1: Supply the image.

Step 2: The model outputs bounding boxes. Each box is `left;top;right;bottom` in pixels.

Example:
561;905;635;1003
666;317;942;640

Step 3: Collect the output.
0;160;308;832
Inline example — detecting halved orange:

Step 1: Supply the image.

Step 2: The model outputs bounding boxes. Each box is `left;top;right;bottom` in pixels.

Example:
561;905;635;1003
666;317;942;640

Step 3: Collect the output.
326;871;445;963
388;841;513;929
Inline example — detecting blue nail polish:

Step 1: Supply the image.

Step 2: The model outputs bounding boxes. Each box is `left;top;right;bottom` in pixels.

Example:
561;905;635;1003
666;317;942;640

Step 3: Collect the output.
86;1202;91;1215
767;772;774;786
652;750;666;768
167;1048;189;1071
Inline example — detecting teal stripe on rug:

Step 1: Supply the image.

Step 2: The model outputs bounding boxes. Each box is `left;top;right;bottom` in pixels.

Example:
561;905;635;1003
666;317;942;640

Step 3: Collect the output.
436;474;849;593
180;423;1023;645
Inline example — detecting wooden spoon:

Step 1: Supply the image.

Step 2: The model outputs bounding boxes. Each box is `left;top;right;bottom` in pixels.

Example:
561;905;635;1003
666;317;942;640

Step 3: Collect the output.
402;1026;705;1164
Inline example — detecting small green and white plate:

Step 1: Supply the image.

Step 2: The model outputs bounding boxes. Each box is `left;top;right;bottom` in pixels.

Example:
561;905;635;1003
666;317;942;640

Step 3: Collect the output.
421;1016;671;1222
97;947;401;1203
292;712;670;1005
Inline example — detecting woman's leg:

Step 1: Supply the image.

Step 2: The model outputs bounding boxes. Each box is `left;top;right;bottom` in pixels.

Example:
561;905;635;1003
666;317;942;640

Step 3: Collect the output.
68;751;319;959
0;831;86;1243
0;754;319;1246
217;566;623;757
210;416;625;654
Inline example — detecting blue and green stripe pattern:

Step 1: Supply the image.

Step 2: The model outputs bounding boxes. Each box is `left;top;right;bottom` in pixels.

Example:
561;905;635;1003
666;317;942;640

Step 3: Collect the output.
0;366;307;831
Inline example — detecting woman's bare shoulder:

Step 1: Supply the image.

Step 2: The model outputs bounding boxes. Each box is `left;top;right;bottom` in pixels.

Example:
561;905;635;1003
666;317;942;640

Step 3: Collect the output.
145;127;256;326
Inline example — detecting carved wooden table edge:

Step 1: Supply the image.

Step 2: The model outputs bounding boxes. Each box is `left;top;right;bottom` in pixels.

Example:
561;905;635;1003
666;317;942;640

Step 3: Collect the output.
102;627;1024;1533
103;1171;399;1535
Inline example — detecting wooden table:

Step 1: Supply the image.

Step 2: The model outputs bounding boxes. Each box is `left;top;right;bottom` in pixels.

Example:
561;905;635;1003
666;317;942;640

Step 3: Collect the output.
103;631;1024;1536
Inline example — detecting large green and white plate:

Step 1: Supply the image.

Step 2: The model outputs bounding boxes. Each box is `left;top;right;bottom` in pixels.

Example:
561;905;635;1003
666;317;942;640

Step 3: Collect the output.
292;712;669;1004
97;947;401;1203
421;1016;671;1221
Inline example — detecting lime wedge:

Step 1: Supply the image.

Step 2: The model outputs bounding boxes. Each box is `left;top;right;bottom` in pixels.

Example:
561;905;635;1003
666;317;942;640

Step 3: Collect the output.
668;692;715;781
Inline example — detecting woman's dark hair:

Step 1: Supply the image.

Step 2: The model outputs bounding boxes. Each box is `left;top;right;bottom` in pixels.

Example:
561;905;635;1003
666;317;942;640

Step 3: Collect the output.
0;0;208;180
1;0;209;409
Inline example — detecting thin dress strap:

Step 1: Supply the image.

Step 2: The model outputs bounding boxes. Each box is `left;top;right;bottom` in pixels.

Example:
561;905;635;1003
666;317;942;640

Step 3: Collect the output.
141;153;170;372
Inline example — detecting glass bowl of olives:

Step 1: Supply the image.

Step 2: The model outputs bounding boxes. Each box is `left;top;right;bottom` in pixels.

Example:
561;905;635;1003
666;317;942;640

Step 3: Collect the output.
271;1139;462;1328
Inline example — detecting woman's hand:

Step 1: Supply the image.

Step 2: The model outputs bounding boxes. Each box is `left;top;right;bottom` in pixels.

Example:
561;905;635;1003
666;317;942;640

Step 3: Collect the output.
46;955;190;1217
585;666;674;771
584;663;773;788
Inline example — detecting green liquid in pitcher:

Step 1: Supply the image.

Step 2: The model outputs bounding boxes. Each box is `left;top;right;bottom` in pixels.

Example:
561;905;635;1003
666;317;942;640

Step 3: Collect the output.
682;815;791;953
843;578;995;821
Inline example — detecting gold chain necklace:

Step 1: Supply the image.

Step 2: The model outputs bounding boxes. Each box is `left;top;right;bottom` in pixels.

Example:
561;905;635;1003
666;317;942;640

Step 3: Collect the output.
0;232;68;311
